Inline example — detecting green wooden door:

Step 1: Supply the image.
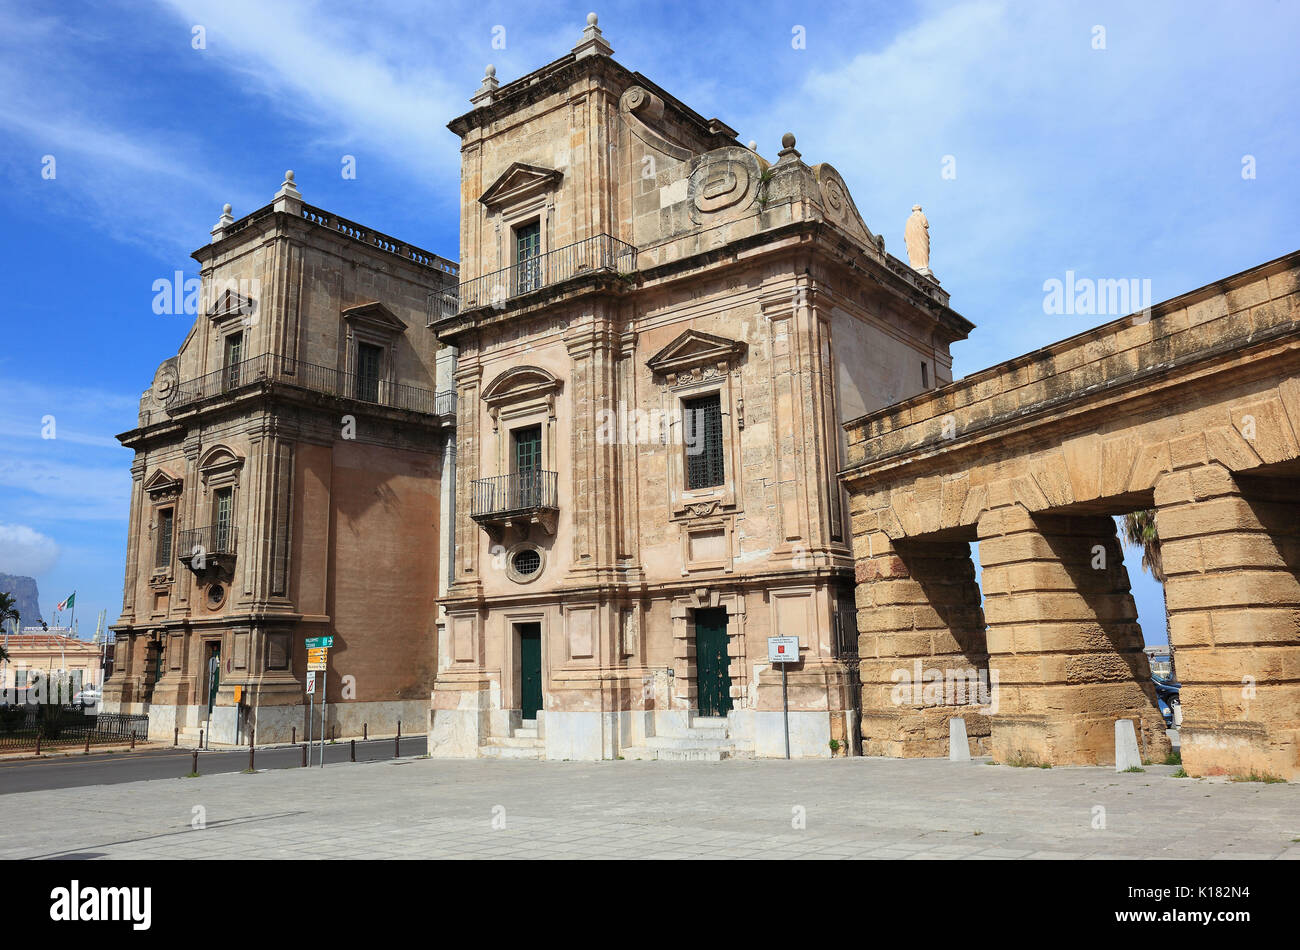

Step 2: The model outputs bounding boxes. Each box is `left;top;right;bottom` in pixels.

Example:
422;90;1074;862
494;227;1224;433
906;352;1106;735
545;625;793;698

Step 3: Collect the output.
519;624;543;720
694;608;732;717
205;642;221;711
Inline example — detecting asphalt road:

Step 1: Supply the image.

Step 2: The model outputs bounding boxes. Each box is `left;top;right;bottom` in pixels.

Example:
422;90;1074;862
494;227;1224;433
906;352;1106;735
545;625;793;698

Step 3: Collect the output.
0;735;428;795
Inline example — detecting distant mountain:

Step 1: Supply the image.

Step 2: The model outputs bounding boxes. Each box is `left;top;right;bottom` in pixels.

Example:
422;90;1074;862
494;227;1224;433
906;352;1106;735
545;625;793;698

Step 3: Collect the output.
0;574;43;632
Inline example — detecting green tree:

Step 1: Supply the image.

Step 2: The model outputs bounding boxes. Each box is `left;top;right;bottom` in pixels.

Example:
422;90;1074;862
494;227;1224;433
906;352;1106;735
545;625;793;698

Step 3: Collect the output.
1122;510;1174;679
0;591;18;663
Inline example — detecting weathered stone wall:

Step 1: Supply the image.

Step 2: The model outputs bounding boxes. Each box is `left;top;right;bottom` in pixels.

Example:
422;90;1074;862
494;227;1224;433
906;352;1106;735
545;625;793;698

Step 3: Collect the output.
843;251;1300;777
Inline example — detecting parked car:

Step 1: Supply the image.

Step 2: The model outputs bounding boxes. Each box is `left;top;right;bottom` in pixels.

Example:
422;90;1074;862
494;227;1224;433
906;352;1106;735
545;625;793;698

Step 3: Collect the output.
1152;676;1181;727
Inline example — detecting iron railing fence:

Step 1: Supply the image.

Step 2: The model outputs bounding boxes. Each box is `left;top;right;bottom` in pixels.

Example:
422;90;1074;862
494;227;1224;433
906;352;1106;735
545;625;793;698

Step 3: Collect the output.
177;525;239;560
169;353;455;417
430;233;636;321
0;706;148;750
470;471;559;519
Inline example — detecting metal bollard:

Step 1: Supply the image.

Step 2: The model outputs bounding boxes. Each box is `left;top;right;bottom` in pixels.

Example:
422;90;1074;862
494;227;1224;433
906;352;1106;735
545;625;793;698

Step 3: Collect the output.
191;750;199;775
35;735;41;755
394;734;400;758
302;744;307;768
84;735;90;755
292;726;296;745
350;738;356;763
131;732;136;750
199;729;204;750
397;720;402;740
248;747;255;772
173;726;178;747
363;723;368;741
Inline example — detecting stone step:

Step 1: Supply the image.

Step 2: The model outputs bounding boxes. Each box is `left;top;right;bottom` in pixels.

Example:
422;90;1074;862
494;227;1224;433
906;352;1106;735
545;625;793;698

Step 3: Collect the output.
513;727;539;739
621;746;739;762
480;743;544;760
691;716;729;729
484;736;542;749
643;735;732;750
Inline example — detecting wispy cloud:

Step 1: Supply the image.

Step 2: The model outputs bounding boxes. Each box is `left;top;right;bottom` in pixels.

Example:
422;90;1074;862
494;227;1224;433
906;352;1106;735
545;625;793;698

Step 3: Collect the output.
0;523;61;575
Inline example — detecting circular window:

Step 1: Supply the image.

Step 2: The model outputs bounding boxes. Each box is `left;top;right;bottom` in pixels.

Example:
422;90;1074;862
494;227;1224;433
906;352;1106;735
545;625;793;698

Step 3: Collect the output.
506;543;545;583
206;583;226;609
512;548;541;577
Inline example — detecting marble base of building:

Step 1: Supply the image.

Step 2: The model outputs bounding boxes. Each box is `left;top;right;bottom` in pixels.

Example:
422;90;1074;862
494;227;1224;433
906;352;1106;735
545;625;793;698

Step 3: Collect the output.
428;668;858;761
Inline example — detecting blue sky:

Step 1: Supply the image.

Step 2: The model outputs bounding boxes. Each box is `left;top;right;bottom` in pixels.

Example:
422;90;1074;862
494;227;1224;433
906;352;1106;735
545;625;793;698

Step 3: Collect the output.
0;0;1296;640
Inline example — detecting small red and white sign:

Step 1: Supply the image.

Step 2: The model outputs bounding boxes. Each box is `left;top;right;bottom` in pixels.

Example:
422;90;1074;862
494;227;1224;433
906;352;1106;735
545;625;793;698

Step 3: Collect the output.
768;636;800;664
306;671;317;695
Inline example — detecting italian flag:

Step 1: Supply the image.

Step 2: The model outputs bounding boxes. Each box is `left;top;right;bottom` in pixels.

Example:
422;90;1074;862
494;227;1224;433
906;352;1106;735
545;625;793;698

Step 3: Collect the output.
56;592;75;612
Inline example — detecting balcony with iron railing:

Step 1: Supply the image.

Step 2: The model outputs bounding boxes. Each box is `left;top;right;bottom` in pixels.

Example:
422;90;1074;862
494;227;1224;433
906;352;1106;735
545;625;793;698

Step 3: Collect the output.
167;353;456;419
429;233;636;323
470;471;559;536
176;525;237;572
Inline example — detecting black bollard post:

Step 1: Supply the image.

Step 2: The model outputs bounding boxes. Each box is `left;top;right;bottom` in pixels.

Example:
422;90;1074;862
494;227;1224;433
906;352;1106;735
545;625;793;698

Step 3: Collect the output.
35;735;41;756
302;744;307;768
363;722;368;741
131;732;136;750
84;735;90;755
192;749;199;775
292;726;297;745
350;738;356;763
173;727;178;747
199;729;204;750
394;734;400;758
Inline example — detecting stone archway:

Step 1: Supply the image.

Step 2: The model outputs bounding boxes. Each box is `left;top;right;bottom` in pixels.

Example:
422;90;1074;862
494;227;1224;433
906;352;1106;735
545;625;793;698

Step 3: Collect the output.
842;252;1300;778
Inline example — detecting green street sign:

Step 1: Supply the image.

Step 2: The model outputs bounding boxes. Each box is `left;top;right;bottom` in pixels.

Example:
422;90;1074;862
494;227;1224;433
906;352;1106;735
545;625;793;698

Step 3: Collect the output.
304;636;334;648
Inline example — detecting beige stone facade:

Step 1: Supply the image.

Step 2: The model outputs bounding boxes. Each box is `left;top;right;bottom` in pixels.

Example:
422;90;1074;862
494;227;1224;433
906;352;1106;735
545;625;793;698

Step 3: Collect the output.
428;20;969;759
842;252;1300;779
106;176;458;744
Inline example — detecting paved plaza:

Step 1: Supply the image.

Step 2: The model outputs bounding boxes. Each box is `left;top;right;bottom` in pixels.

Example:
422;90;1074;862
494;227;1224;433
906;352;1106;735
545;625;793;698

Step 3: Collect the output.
5;754;1299;860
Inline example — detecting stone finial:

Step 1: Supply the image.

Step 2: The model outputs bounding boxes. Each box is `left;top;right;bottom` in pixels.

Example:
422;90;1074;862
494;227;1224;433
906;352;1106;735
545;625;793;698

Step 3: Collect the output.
776;131;800;165
904;204;933;277
210;202;235;243
573;11;613;59
472;63;500;108
747;140;757;151
273;169;303;213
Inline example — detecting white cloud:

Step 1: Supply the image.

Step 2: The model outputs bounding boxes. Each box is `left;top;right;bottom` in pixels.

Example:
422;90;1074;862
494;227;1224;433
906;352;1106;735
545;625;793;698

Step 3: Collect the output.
152;0;468;181
0;524;61;575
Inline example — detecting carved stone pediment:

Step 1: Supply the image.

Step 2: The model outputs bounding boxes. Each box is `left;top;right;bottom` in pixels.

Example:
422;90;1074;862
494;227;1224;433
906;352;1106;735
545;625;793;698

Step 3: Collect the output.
342;301;406;336
481;365;562;408
646;329;746;380
207;287;257;322
197;444;244;488
478;162;563;210
143;468;183;499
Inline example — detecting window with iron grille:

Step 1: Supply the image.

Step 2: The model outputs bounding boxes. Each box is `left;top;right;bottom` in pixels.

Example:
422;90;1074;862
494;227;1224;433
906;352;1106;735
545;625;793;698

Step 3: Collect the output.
214;487;233;552
155;508;174;569
356;342;382;403
515;220;541;293
683;392;724;490
223;332;243;389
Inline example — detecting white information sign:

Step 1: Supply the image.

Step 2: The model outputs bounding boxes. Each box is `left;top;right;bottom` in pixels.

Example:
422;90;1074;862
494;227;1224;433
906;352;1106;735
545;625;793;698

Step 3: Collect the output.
768;636;800;664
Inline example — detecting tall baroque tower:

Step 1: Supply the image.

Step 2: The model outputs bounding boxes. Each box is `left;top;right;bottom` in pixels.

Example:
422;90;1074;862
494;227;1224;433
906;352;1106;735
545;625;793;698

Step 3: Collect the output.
428;15;973;759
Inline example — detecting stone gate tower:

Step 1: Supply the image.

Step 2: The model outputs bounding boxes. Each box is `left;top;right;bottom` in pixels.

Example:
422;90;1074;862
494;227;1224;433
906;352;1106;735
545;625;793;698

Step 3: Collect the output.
428;15;972;759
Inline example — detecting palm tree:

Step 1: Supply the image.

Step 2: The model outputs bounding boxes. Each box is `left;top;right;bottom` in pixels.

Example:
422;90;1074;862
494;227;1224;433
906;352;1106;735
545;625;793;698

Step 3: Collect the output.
1122;510;1174;680
0;591;18;663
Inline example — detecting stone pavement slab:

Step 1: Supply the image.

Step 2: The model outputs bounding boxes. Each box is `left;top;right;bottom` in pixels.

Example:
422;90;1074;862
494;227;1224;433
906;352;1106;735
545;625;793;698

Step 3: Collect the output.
3;755;1298;860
